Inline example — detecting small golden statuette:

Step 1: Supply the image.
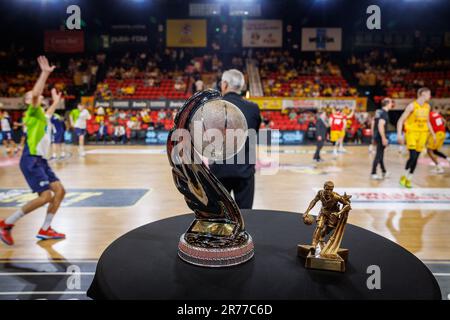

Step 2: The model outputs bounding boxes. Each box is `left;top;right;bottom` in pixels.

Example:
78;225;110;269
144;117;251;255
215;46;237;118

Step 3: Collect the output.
298;181;352;272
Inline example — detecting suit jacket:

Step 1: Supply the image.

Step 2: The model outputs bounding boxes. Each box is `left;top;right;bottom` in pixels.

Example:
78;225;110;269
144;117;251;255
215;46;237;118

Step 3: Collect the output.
209;92;261;179
316;117;327;139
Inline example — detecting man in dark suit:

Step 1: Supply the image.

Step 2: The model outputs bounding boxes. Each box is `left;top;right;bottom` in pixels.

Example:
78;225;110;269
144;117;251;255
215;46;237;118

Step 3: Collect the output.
209;69;261;209
313;110;328;162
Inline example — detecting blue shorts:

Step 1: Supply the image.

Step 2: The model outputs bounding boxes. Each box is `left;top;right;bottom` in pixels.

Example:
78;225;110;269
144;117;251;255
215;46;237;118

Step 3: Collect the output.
52;130;65;144
75;128;86;137
2;131;12;141
20;147;59;193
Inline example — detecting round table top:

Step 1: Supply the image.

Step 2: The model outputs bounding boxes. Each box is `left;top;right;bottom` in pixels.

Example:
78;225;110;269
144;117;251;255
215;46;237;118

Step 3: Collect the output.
87;210;440;300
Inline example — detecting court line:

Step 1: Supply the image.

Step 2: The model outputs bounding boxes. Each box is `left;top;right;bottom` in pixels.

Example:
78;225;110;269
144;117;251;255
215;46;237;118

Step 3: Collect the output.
0;260;98;263
0;272;95;276
0;291;86;295
433;273;450;277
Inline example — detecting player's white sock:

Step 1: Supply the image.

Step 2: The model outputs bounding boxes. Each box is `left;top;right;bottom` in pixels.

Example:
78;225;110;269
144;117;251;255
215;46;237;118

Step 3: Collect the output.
41;213;55;231
5;209;25;225
406;173;413;180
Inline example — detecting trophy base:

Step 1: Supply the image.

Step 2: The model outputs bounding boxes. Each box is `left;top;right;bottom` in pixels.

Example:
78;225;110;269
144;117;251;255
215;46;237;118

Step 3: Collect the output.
297;245;348;272
178;234;254;267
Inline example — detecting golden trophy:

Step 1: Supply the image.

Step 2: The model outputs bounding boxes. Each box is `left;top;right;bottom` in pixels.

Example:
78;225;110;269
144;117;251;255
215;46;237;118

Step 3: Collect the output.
298;181;351;272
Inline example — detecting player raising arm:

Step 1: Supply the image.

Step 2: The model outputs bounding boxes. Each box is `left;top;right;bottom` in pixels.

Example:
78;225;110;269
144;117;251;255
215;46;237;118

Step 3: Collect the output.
0;56;66;246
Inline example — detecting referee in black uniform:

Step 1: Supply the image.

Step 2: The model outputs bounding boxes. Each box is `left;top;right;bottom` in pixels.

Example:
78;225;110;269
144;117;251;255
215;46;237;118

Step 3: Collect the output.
210;69;261;209
313;110;328;162
371;97;393;179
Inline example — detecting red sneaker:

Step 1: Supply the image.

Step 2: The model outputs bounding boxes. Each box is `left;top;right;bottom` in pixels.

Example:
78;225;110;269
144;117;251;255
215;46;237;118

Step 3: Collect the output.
0;220;14;246
36;227;66;240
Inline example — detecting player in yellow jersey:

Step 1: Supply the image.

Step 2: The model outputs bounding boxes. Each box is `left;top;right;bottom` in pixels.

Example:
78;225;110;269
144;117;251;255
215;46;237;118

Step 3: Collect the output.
396;87;436;188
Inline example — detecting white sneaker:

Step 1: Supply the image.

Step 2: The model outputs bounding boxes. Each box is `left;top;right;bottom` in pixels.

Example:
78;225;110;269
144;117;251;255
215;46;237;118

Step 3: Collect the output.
79;151;86;157
382;171;391;179
432;166;445;174
371;174;382;180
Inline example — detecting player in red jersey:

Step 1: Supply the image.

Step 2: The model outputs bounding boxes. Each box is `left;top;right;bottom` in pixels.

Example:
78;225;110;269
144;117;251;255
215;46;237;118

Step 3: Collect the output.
426;107;448;173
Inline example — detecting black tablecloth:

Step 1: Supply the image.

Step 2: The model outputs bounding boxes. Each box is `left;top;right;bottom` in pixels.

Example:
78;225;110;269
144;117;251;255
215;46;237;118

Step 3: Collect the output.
87;210;440;300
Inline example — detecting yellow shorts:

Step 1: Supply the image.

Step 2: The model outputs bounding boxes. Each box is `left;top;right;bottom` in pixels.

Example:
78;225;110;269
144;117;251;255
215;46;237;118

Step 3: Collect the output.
427;131;446;150
330;130;345;142
405;131;429;152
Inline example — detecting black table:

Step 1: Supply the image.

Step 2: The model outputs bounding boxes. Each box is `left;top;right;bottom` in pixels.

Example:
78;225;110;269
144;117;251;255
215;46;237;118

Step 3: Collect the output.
87;210;440;300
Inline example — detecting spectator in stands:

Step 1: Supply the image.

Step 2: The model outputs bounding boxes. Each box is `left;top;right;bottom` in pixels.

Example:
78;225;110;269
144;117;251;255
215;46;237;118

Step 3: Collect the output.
96;120;107;144
113;123;126;144
193;76;204;93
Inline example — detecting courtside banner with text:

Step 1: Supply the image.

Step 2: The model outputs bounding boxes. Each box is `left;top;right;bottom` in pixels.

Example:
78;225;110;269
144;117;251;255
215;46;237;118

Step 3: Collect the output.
44;30;84;53
242;20;282;48
250;97;367;111
301;28;342;51
166;19;207;47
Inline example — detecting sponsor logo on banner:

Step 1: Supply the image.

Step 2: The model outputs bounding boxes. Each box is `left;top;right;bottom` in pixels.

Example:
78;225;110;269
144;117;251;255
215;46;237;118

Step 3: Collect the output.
95;101;110;108
0;188;149;208
250;98;365;110
112;100;130;108
302;28;342;51
282;99;320;109
312;188;450;210
0;97;26;110
108;25;149;49
166;19;207;47
44;30;84;53
149;100;167;108
131;101;148;108
269;130;304;145
242;20;282;48
0;97;65;110
249;98;283;110
146;130;169;145
168;100;185;108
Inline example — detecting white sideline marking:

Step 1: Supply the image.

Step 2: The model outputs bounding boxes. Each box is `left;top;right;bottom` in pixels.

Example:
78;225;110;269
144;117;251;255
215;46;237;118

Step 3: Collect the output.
0;272;95;276
87;148;165;155
0;291;86;295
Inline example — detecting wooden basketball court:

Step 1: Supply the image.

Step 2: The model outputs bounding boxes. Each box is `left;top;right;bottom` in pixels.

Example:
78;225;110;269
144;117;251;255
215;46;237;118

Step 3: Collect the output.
0;144;448;262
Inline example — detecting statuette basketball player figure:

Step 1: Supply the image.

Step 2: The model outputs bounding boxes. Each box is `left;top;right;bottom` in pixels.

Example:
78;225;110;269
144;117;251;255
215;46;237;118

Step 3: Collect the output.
298;181;352;272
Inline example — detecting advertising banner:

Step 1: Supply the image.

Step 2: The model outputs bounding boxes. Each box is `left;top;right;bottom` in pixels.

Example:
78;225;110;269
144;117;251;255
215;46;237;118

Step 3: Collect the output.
242;20;282;48
301;28;342;51
249;97;366;111
166;19;207;47
108;25;149;50
44;30;84;53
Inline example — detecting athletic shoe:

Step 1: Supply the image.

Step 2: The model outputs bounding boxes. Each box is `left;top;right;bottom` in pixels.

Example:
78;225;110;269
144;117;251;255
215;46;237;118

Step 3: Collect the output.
382;171;391;179
431;166;444;174
400;175;407;187
371;174;382;180
36;227;66;240
0;220;14;246
405;178;412;188
400;176;412;188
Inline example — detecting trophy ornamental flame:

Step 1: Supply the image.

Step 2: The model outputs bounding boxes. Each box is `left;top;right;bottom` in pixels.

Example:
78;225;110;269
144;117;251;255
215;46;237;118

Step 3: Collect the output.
166;89;254;267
